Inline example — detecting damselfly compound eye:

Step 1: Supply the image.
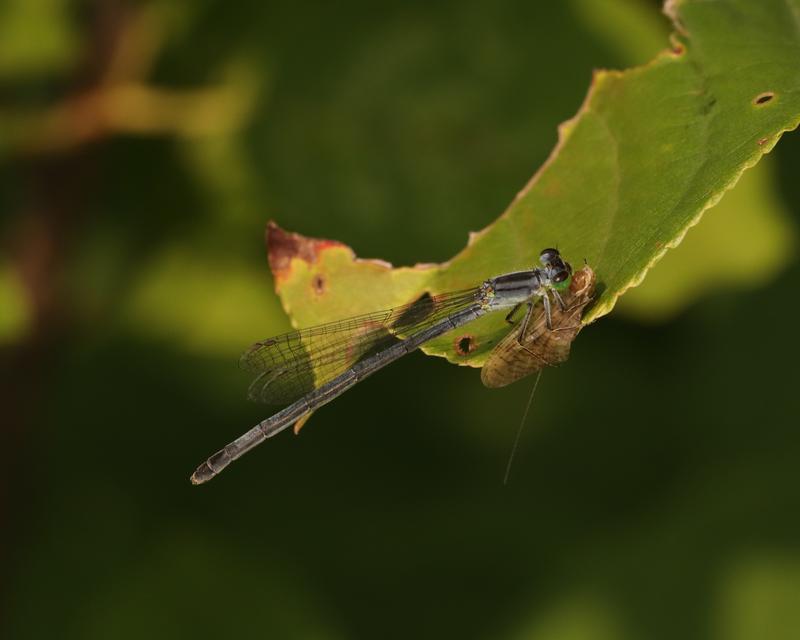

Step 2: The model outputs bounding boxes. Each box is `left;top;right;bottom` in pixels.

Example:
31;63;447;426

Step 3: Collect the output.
539;248;560;265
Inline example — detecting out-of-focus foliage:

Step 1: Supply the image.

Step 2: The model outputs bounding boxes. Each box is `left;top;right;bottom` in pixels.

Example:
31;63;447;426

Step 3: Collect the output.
0;0;78;78
0;262;29;342
2;2;800;640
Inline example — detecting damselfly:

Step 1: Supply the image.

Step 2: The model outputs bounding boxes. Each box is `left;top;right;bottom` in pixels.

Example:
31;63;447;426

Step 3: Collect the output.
190;248;593;485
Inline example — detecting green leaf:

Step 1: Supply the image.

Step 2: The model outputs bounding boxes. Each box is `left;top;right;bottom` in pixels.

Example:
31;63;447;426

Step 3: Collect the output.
617;157;796;321
270;0;800;366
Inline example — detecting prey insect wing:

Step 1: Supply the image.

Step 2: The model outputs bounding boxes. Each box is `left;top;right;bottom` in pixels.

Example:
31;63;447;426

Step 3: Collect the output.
480;266;595;388
241;288;480;405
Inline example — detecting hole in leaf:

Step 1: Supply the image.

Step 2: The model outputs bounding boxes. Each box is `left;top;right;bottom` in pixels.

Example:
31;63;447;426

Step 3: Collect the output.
455;334;477;356
754;92;775;105
312;274;326;294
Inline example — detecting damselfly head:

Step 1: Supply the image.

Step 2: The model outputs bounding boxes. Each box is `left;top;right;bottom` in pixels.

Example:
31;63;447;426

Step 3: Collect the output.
539;248;572;290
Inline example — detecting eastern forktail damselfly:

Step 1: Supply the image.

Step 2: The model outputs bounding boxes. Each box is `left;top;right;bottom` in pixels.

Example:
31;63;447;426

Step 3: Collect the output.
191;248;593;485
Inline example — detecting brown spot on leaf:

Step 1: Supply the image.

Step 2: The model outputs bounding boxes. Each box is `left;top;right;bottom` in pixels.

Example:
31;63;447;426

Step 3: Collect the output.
266;221;345;283
455;334;478;356
312;274;326;295
754;92;775;106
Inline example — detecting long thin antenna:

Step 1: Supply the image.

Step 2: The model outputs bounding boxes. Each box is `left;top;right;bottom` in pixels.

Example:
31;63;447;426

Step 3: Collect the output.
503;370;543;485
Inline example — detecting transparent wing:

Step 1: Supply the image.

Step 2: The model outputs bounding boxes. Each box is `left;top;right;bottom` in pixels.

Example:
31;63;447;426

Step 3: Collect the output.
480;266;596;388
242;287;481;404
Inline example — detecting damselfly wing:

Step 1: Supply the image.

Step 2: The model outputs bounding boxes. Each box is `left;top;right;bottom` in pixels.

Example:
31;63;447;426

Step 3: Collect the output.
240;288;479;405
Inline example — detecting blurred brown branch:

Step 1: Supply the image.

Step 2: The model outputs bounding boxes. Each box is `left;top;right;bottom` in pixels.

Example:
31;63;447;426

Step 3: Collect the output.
10;80;255;153
0;0;257;613
4;3;255;154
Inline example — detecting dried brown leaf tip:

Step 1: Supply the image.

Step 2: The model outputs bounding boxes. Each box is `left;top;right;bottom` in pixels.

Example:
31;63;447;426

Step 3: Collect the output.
266;221;345;283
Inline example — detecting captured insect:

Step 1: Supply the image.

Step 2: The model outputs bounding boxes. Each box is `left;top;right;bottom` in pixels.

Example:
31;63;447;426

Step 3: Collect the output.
190;248;593;485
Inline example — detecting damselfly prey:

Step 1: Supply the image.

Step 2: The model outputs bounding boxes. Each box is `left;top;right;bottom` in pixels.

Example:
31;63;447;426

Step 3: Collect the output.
190;248;592;485
481;264;595;387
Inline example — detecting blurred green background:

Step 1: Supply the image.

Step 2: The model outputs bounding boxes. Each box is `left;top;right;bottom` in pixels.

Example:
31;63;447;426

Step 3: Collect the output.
2;1;800;639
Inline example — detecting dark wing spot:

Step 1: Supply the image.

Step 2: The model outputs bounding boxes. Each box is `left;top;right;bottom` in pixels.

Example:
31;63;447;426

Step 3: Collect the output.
391;292;436;329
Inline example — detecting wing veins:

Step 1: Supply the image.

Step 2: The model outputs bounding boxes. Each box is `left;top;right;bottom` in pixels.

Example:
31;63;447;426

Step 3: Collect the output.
242;287;480;404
